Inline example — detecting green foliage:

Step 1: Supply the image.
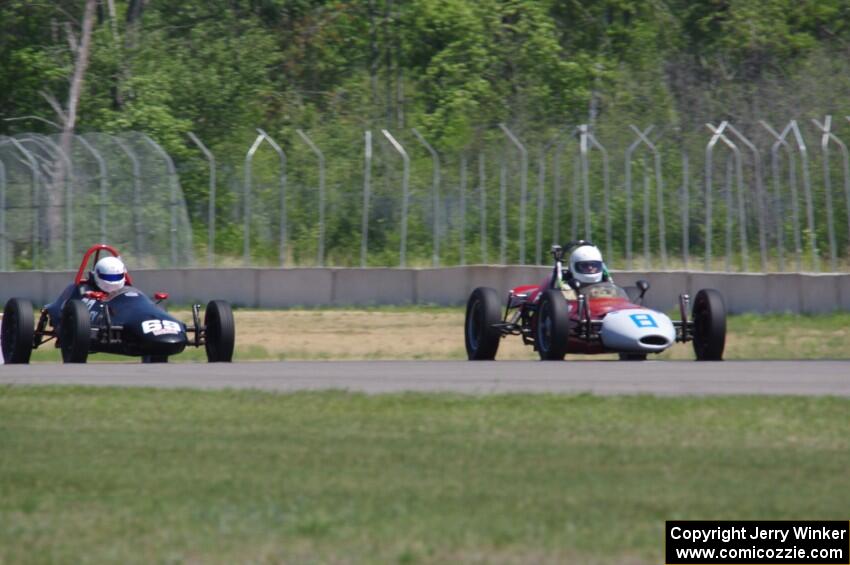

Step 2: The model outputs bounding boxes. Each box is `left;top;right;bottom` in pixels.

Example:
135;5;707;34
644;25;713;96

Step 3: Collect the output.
2;0;850;267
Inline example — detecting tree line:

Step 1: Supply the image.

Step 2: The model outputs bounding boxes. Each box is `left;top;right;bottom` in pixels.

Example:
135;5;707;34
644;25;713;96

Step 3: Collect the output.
2;0;850;267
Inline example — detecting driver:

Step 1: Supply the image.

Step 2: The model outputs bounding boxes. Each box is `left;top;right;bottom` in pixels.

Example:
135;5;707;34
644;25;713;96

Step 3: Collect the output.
557;243;611;295
91;256;128;296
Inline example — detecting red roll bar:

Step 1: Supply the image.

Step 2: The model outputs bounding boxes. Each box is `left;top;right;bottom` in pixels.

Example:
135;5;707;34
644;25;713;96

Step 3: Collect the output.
74;244;134;286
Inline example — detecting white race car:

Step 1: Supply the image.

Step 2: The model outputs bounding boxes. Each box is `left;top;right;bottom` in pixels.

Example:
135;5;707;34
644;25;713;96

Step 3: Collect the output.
464;242;726;361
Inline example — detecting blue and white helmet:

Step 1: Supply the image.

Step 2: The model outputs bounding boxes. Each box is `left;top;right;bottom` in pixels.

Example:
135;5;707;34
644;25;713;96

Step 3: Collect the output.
94;256;127;293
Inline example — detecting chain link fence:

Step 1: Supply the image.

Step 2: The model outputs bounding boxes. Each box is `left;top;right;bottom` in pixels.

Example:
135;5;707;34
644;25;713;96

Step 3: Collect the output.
0;132;194;270
2;118;850;272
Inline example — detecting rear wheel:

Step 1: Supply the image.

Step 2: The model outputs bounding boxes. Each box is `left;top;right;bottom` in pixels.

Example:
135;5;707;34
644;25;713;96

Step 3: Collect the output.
464;287;502;360
536;289;571;361
2;298;34;364
204;300;234;362
60;300;90;364
692;289;726;361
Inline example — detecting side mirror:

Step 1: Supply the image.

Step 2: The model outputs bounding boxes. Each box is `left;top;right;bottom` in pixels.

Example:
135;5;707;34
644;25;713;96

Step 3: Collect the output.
636;279;650;299
551;244;563;261
154;292;169;302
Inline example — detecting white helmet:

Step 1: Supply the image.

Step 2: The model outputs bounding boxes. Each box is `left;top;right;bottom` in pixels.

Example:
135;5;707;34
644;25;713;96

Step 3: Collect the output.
93;256;127;293
569;244;604;285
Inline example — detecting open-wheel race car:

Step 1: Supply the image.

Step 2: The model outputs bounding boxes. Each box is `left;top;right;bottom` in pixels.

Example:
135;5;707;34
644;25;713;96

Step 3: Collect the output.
1;244;235;364
464;241;726;361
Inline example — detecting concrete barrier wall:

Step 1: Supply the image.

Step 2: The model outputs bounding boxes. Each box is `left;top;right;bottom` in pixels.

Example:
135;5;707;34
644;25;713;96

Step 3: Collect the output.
1;267;848;314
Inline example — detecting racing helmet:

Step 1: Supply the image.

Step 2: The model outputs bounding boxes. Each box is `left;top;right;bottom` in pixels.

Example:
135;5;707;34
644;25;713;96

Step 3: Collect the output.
569;244;604;285
93;256;127;293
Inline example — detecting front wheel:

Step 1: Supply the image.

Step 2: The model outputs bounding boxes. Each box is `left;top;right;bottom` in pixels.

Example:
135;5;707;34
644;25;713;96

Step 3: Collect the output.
60;300;90;364
536;289;571;361
204;300;235;362
692;289;726;361
2;298;34;364
464;287;502;360
618;353;647;361
142;355;169;363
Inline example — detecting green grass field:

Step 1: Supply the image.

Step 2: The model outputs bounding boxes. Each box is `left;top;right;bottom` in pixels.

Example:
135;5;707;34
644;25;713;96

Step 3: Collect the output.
2;387;849;564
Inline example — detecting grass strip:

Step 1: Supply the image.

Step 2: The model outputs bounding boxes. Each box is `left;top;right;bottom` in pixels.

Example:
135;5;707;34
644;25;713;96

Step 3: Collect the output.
1;387;849;563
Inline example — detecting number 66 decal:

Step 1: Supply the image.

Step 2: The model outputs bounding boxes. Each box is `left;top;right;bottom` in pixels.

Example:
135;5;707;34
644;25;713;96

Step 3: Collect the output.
141;319;181;335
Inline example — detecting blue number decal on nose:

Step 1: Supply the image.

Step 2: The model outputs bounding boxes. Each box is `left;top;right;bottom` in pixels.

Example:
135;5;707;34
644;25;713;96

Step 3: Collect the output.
630;313;657;328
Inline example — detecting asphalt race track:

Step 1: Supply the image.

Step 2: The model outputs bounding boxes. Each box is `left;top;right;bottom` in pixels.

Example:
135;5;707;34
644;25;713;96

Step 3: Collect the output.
1;360;849;396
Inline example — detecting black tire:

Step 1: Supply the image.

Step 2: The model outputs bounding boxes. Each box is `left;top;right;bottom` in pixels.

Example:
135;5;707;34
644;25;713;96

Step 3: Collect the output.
60;300;90;364
2;298;34;364
692;289;726;361
464;287;502;360
142;355;169;363
204;300;235;362
619;353;647;361
536;289;571;361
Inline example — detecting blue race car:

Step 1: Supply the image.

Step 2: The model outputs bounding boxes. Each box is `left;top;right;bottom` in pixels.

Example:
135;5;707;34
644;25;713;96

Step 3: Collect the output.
2;244;234;364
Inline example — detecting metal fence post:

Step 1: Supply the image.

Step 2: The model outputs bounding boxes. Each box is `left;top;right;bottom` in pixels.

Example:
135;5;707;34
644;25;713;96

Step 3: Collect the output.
296;129;326;266
760;121;800;271
139;135;181;267
411;128;441;266
681;150;690;269
724;125;767;272
571;152;580;241
188;132;216;266
724;154;734;272
478;151;487;263
499;124;528;264
243;133;264;265
21;135;74;268
707;123;749;271
552;138;567;246
0;159;5;271
579;125;593;243
74;135;109;244
499;149;507;264
256;129;288;267
361;130;372;267
643;156;651;269
629;125;667;269
381;129;410;267
704;122;726;271
112;136;144;262
536;152;545;264
536;128;570;264
624;134;641;269
12;139;41;267
459;153;467;266
812;116;841;272
579;124;613;257
789;121;819;271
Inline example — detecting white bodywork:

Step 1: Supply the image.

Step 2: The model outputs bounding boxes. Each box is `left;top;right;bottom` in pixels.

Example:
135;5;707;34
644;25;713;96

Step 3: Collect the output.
599;308;676;353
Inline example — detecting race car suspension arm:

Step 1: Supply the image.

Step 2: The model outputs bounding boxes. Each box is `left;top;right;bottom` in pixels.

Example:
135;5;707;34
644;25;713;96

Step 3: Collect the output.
97;305;124;345
576;294;594;340
673;293;693;342
32;309;55;348
187;303;204;347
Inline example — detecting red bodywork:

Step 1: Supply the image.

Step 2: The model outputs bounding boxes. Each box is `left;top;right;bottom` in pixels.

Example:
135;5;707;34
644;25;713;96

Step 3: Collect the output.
510;277;642;354
74;244;134;286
